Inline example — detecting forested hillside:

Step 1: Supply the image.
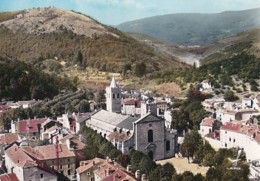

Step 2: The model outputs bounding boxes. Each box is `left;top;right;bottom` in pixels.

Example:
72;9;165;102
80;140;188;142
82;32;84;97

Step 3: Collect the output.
0;8;180;75
150;53;260;90
0;60;76;101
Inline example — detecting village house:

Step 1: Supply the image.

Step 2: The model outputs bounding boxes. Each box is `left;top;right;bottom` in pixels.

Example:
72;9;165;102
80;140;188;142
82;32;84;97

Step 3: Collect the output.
121;98;141;116
164;110;172;128
59;134;86;163
242;98;253;109
201;120;260;162
253;94;260;110
6;99;42;109
21;143;76;179
199;117;216;137
200;79;213;92
58;112;91;133
11;118;50;140
76;157;138;181
4;143;57;181
0;133;19;155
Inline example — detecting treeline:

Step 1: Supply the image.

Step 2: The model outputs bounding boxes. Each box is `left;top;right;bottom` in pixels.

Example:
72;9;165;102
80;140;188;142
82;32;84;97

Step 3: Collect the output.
42;90;92;115
0;60;76;101
150;53;260;90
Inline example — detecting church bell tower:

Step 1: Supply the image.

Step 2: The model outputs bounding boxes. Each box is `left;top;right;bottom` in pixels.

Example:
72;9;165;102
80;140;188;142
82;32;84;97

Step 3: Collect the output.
106;76;121;113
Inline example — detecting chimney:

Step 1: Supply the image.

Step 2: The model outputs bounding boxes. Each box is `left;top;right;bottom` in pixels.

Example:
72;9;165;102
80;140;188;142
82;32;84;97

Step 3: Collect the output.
135;170;141;179
141;174;148;181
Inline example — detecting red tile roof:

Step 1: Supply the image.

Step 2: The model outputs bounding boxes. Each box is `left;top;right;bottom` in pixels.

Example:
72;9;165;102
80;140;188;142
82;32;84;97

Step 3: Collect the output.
102;169;137;181
222;122;241;132
5;144;37;168
59;134;86;150
23;143;75;160
223;110;238;115
201;117;215;127
123;98;136;105
4;143;56;176
0;173;19;181
0;133;19;144
77;158;126;179
18;118;47;134
77;158;104;174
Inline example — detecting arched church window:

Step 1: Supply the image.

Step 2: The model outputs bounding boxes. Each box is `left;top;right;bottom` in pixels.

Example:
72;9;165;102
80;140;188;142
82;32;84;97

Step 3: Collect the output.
117;93;120;98
148;130;153;142
166;140;170;151
113;94;115;99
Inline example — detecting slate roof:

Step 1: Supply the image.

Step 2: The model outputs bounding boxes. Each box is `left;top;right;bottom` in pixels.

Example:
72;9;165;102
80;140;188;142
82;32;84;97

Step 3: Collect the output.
134;112;162;124
116;117;137;130
90;110;138;131
91;110;129;125
110;76;118;88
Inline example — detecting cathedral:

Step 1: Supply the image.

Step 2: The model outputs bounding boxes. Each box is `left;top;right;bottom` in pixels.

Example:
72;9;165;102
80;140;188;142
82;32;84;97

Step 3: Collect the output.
86;77;177;160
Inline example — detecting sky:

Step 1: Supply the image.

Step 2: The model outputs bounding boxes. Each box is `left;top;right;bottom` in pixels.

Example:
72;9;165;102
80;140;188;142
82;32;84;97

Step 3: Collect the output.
0;0;260;25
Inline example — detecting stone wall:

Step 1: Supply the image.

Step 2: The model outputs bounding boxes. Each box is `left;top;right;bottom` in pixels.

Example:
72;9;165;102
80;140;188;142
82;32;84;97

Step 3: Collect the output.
134;120;165;160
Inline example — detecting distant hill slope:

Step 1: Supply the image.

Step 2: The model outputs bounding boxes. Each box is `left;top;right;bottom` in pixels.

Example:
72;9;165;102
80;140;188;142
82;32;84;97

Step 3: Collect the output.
128;28;260;66
0;7;181;74
117;8;260;45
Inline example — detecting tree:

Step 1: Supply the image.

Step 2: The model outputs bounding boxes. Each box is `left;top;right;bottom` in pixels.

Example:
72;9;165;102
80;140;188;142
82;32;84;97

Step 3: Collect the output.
76;50;83;66
224;90;239;102
149;166;162;181
94;89;105;104
194;173;204;181
135;62;146;77
171;109;190;134
161;163;176;180
182;171;195;181
77;100;90;113
206;167;222;181
181;130;203;162
122;63;132;79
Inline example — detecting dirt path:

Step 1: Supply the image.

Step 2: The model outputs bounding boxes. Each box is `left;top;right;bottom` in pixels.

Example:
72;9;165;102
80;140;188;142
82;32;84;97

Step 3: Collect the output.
157;157;209;175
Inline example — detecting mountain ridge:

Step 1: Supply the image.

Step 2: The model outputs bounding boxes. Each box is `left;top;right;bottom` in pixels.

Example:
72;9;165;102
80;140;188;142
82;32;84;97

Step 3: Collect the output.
117;8;260;45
